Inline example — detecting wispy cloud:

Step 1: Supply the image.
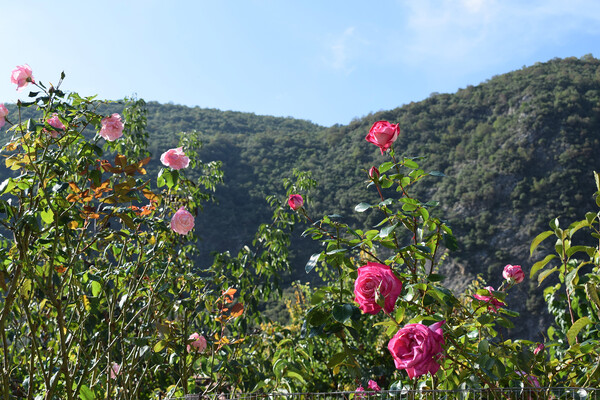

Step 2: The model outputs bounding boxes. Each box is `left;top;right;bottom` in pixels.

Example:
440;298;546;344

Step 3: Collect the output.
392;0;600;72
323;26;367;74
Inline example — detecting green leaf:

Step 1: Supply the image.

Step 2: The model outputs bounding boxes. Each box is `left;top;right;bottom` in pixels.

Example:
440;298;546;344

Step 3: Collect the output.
403;159;419;169
429;171;445;177
530;254;556;278
530;230;554;256
355;202;371;212
566;245;591;258
327;352;346;368
311;288;326;305
567;317;592;346
326;248;346;255
79;385;96;400
273;358;287;378
378;162;394;173
478;339;490;354
40;209;54;224
380;223;397;238
538;267;558;285
305;253;321;273
444;233;459;251
153;340;166;353
332;304;356;323
90;169;102;186
585;282;600;318
91;281;102;297
568;219;589;237
284;370;306;384
0;178;14;194
427;274;445;282
496;317;515;329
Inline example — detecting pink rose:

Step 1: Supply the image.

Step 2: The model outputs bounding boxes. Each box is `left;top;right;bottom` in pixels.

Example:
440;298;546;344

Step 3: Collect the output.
354;386;365;399
473;286;505;313
99;113;124;141
368;166;379;180
47;114;65;130
187;332;207;353
288;194;304;211
502;264;525;284
47;114;65;138
160;147;190;170
11;64;35;91
516;371;540;388
109;362;120;380
170;207;195;235
354;262;403;315
0;104;8;129
533;343;544;355
388;320;445;379
365;121;400;155
367;380;380;391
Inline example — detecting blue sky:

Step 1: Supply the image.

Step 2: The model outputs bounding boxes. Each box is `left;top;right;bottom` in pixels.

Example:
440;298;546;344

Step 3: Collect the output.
2;0;600;127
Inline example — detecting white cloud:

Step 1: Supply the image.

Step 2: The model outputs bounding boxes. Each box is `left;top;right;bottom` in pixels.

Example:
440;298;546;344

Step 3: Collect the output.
323;26;368;74
391;0;600;71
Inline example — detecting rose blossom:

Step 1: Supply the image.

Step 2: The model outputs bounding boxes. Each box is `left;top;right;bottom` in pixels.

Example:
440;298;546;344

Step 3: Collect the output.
473;286;505;313
11;64;35;91
354;262;403;315
503;264;525;284
365;121;400;155
367;380;381;391
99;113;124;141
187;332;207;353
109;362;120;380
516;371;541;388
388;320;445;379
160;147;190;170
47;114;65;130
0;104;8;129
288;194;304;211
170;207;195;235
46;114;65;138
354;386;365;399
368;166;379;180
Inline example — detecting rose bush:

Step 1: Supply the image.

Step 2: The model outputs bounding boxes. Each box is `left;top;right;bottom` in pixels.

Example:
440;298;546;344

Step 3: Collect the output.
0;65;304;399
354;262;403;315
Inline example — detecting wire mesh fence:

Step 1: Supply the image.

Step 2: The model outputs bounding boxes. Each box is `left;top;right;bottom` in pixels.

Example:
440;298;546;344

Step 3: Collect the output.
164;388;600;400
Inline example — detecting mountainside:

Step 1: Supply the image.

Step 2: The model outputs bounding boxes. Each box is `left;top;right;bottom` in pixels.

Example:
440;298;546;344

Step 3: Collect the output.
2;55;600;340
190;55;600;339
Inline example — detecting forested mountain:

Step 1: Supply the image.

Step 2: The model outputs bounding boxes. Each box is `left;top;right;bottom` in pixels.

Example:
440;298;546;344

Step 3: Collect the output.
2;55;600;339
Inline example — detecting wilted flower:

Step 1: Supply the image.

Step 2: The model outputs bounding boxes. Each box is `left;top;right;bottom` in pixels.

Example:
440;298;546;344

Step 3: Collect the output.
473;286;505;313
